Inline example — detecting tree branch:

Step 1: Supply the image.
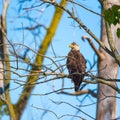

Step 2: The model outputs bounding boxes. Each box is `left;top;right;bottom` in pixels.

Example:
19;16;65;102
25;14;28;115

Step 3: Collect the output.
50;99;96;120
82;36;105;60
42;0;114;58
1;0;17;119
60;89;97;98
106;22;120;64
15;0;68;118
67;0;103;17
32;104;85;120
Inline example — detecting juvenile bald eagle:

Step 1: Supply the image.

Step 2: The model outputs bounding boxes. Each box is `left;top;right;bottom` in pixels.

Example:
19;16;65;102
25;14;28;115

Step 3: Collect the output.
66;42;86;91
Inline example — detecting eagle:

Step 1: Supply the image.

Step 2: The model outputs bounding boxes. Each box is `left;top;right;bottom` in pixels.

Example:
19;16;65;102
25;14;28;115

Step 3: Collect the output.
66;42;86;91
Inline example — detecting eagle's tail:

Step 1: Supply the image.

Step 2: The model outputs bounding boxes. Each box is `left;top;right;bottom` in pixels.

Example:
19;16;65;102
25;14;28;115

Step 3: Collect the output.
75;81;82;92
74;78;83;92
75;85;79;92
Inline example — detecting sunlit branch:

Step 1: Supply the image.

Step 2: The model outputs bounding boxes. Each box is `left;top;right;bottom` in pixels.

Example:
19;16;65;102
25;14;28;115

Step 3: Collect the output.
15;0;68;118
82;36;105;60
2;65;120;93
42;0;114;58
1;0;17;119
60;89;97;98
10;43;64;72
106;22;120;64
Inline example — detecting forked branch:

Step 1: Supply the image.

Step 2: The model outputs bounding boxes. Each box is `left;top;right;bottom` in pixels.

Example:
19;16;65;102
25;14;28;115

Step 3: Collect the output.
82;36;105;60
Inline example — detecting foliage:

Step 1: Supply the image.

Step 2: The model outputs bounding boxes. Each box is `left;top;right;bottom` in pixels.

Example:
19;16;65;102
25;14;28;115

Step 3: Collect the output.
117;28;120;38
104;5;120;38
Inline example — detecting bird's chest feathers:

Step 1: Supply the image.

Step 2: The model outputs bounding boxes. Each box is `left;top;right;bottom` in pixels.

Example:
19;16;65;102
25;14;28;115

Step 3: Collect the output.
72;50;81;61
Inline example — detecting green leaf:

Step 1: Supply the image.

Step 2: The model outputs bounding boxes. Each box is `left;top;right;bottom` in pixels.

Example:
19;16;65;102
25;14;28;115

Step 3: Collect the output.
104;5;120;25
117;28;120;38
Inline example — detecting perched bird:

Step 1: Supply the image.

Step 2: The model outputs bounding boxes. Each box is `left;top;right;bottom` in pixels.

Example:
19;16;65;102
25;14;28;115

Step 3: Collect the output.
66;42;86;92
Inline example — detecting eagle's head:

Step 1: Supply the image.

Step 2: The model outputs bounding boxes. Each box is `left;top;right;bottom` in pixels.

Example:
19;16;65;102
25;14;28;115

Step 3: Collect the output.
69;42;80;51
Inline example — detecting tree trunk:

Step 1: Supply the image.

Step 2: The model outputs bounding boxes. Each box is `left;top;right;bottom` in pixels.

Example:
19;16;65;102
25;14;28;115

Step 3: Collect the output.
0;16;5;95
96;0;120;119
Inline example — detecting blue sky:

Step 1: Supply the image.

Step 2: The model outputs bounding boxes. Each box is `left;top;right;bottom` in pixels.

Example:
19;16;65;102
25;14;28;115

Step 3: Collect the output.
1;0;120;120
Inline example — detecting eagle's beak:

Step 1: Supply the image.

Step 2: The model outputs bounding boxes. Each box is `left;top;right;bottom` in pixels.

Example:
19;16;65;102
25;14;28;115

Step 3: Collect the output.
69;44;74;48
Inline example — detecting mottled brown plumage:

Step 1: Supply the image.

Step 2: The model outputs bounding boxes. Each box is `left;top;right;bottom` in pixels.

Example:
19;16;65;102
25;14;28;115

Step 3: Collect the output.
66;42;86;91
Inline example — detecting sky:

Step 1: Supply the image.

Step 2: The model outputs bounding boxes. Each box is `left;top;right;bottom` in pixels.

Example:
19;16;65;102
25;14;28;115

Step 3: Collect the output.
0;0;120;120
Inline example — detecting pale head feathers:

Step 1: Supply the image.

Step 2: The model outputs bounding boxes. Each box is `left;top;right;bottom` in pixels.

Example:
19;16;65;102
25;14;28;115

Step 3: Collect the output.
69;42;80;51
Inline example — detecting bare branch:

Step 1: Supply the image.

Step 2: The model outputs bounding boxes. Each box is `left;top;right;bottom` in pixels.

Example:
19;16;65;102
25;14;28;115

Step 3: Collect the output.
60;89;97;97
67;0;103;17
42;0;114;59
82;36;105;60
32;104;85;119
16;24;47;31
50;99;96;120
15;0;68;118
106;22;120;64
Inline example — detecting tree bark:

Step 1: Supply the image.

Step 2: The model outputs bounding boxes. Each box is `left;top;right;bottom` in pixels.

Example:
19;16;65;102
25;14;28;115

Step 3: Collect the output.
0;0;17;120
96;0;120;119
